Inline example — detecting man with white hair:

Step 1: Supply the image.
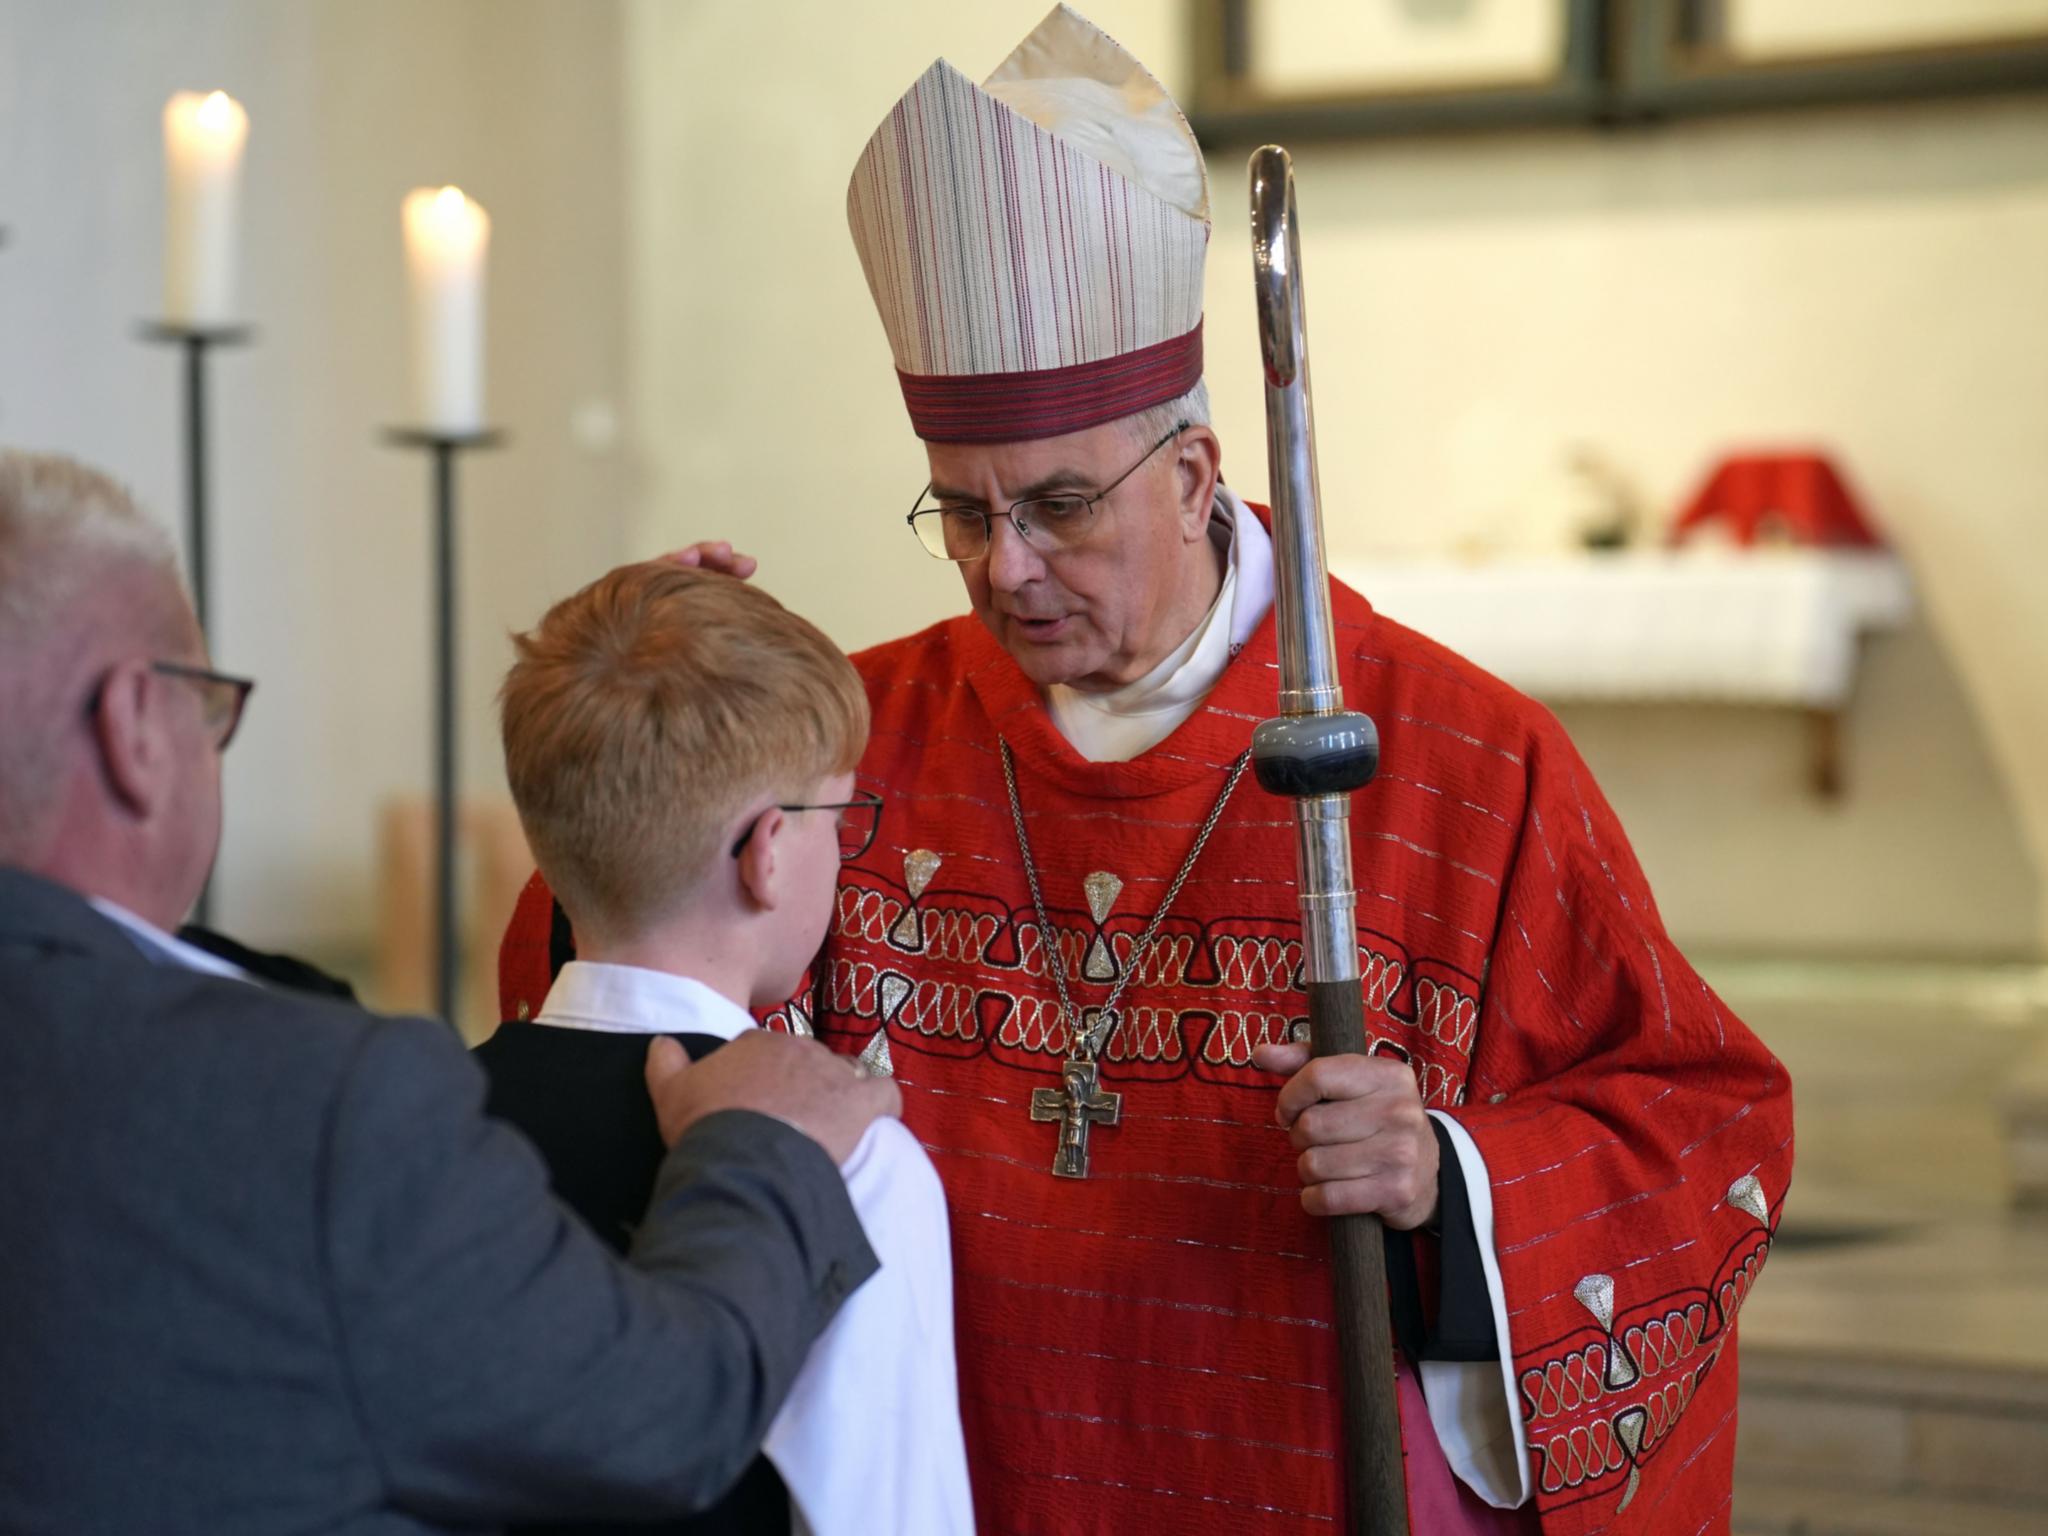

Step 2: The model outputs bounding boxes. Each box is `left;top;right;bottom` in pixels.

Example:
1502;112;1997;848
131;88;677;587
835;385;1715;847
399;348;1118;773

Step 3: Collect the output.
0;454;235;911
502;9;1793;1532
0;450;900;1534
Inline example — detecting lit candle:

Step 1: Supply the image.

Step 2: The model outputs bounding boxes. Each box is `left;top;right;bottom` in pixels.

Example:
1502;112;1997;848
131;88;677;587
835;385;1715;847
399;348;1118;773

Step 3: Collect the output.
402;186;490;435
162;90;249;327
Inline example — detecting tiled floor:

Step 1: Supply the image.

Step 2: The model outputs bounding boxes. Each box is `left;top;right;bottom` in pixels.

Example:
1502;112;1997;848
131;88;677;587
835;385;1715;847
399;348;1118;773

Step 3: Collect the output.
1740;1213;2048;1376
1710;954;2048;1371
1704;957;2048;1531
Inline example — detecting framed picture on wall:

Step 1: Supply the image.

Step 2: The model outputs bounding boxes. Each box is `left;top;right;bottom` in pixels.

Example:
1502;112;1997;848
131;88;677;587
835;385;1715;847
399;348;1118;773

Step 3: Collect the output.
1189;0;1606;141
1622;0;2048;117
1190;0;2048;143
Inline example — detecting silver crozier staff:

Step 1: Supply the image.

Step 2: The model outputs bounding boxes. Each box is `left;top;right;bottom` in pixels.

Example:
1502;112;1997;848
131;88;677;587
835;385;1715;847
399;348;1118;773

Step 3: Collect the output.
1248;145;1409;1536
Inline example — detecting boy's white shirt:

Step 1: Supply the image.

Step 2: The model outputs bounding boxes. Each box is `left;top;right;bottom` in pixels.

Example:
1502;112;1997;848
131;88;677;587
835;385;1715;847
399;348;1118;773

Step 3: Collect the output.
533;960;975;1536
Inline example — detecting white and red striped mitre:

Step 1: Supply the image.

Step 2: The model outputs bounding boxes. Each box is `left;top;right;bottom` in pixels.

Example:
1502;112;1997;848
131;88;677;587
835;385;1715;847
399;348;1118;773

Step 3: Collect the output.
846;4;1210;443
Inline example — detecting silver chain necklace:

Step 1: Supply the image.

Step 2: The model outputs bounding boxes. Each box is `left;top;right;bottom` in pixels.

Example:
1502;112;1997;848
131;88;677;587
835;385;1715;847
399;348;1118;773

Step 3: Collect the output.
1001;739;1252;1177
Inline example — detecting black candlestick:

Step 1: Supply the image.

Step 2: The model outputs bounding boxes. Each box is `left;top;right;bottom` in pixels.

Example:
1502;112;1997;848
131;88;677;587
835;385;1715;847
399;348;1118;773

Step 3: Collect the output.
137;322;253;642
139;320;253;928
382;426;504;1028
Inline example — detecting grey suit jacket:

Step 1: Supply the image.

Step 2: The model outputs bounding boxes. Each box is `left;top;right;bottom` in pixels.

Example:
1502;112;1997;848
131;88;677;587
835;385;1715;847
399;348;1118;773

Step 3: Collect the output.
0;869;877;1535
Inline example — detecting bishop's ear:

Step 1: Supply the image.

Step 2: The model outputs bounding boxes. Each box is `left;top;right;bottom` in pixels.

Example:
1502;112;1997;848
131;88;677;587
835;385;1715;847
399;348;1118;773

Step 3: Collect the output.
1175;425;1223;541
90;659;174;817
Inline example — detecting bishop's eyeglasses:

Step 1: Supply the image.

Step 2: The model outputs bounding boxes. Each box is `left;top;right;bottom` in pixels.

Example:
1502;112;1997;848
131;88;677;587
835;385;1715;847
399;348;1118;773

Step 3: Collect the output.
730;791;885;862
905;420;1189;562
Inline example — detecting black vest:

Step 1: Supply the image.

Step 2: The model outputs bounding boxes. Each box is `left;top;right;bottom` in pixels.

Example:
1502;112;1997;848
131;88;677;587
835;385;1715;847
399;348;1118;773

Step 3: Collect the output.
474;1022;791;1536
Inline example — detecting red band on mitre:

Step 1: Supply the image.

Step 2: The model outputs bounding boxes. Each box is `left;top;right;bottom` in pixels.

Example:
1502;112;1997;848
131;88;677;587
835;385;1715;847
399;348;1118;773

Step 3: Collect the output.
897;321;1203;444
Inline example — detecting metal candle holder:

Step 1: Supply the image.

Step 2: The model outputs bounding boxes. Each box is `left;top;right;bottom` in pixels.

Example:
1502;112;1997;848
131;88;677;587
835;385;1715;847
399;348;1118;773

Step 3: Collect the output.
138;319;254;928
136;321;254;642
381;426;503;1027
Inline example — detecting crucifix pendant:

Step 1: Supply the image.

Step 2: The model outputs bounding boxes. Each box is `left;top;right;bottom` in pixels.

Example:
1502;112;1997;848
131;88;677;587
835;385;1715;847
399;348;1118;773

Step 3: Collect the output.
1030;1056;1123;1179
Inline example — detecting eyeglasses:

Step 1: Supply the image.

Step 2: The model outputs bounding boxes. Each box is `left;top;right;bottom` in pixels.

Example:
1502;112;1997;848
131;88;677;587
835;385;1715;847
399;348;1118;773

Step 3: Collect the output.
906;420;1189;562
729;791;884;862
86;661;256;751
157;663;255;750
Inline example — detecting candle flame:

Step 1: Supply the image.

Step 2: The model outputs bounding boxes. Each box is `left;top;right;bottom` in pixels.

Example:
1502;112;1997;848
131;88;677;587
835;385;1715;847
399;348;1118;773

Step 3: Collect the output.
403;186;490;263
198;90;235;128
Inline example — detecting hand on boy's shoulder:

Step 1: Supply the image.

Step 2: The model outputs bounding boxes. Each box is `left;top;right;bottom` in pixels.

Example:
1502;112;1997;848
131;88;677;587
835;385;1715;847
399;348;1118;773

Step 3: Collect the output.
643;1030;900;1165
657;540;757;580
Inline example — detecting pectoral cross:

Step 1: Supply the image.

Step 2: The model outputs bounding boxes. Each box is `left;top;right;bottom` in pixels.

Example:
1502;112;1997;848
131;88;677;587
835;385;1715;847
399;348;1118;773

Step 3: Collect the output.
1030;1057;1122;1179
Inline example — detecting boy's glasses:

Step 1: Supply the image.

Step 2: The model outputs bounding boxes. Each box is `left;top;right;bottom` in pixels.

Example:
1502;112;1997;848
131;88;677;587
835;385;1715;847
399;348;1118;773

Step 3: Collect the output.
730;791;884;862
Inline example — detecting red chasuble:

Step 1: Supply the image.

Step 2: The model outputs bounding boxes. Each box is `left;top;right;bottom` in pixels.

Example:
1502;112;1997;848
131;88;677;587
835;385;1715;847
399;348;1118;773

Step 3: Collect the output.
501;565;1792;1535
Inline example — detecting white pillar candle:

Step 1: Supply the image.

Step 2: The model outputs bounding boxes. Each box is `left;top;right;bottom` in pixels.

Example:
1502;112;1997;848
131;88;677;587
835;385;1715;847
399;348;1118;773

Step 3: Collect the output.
402;186;490;435
162;90;249;327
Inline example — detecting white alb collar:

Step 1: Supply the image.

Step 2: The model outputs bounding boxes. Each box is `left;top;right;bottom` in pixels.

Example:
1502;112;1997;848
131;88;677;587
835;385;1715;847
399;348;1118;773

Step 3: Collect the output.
535;960;758;1041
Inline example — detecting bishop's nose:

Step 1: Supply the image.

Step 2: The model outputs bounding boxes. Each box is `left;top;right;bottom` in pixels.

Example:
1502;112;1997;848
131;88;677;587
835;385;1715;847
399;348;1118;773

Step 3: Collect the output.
983;513;1047;593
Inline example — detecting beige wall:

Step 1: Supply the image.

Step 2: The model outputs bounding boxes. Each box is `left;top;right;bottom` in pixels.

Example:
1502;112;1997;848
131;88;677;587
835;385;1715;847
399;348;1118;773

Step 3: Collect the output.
7;0;2041;961
624;0;2048;960
0;0;630;951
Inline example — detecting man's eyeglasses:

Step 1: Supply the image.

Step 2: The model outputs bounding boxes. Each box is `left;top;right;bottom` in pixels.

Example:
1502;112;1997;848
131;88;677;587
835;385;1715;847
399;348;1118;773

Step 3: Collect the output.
86;661;256;751
906;420;1189;562
729;791;884;862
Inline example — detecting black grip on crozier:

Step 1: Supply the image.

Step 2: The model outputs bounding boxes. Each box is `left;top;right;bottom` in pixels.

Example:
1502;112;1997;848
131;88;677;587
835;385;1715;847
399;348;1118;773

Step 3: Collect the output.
1251;711;1379;798
1308;976;1411;1536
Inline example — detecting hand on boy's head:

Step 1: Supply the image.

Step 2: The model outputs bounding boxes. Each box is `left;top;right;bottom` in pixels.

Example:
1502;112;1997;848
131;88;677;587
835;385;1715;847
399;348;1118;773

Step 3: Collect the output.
643;1031;901;1164
658;540;758;580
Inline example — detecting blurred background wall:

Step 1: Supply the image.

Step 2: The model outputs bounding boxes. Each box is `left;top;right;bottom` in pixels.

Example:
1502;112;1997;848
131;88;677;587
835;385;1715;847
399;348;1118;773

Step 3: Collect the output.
626;0;2047;962
0;0;633;957
3;0;2044;972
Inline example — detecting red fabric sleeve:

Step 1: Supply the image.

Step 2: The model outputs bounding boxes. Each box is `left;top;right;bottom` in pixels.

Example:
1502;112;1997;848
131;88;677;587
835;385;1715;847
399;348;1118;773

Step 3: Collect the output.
1452;716;1793;1532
